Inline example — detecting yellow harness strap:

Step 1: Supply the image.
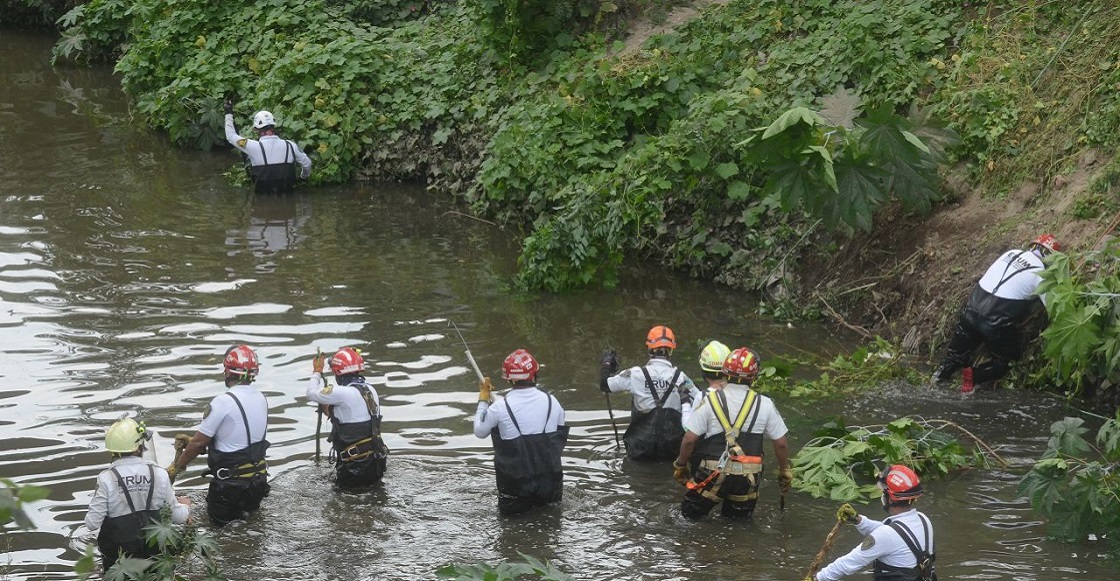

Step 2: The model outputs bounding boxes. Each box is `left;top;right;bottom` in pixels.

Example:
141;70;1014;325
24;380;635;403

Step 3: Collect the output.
708;389;759;456
340;437;375;462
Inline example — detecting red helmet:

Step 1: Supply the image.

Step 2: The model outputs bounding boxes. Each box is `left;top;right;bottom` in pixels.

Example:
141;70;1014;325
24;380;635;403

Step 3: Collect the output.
722;347;760;384
879;464;923;503
502;349;539;382
1031;233;1061;253
645;325;677;350
224;345;259;380
330;347;365;375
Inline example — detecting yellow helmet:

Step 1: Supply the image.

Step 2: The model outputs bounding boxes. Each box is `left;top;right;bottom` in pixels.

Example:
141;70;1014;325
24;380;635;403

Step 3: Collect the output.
105;418;148;454
699;340;732;373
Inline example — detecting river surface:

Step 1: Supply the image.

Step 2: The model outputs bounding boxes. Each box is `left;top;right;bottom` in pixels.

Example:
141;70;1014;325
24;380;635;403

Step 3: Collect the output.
1;29;1116;581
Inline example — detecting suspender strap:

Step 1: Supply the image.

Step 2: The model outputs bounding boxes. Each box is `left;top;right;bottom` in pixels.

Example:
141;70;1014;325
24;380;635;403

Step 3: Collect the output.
888;516;934;562
640;367;677;408
257;141;294;165
108;464;156;513
258;141;268;165
226;392;255;448
503;393;554;437
110;468;138;514
991;250;1041;295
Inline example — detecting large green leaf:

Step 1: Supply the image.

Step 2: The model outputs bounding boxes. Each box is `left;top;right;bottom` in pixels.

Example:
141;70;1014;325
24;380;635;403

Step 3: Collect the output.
834;153;888;231
761;106;826;140
1042;303;1102;378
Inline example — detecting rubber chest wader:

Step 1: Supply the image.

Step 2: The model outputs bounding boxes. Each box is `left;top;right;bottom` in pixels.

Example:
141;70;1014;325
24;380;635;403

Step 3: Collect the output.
490;394;568;515
206;393;270;510
247;140;297;194
873;517;937;581
688;388;763;504
98;464;160;570
623;367;684;461
327;380;388;487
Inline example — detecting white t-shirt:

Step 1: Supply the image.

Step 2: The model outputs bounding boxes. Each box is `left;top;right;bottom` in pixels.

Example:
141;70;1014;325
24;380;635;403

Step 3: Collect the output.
85;455;189;531
977;248;1045;302
685;384;788;441
606;358;699;414
198;385;269;453
816;509;935;581
306;374;379;423
474;387;565;441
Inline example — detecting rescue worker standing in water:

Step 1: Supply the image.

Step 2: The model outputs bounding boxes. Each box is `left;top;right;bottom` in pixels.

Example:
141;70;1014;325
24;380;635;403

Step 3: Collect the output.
600;325;699;461
696;340;732;394
168;345;270;527
474;349;569;515
305;347;388;488
672;347;792;519
809;465;937;581
86;417;191;571
224;98;312;194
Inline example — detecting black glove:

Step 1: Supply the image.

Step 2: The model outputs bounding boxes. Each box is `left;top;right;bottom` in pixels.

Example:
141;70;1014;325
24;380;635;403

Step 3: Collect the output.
600;350;619;374
223;98;234;115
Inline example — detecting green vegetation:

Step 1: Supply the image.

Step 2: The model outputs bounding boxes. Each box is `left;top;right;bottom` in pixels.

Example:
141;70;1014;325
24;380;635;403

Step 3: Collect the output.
1033;244;1120;401
753;337;922;398
438;555;574;581
792;417;1001;503
1019;415;1120;545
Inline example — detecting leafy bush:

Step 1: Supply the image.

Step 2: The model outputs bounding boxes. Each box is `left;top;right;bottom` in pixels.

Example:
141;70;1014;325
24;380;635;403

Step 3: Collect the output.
793;417;999;502
1019;415;1120;544
1034;244;1120;399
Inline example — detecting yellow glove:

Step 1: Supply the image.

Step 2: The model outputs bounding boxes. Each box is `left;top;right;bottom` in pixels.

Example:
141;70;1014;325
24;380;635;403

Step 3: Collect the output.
672;460;691;486
479;376;493;402
166;463;179;483
837;502;860;524
779;467;794;494
174;433;191;451
313;353;326;374
803;576;815;581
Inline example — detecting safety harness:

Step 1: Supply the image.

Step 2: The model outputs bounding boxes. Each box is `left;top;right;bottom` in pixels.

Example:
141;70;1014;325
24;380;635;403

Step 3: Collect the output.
333;383;383;463
248;139;297;193
875;515;937;581
991;250;1042;295
211;393;268;481
687;388;762;501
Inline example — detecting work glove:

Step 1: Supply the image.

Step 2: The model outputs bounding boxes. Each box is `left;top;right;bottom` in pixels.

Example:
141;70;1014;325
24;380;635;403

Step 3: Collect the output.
479;376;493;402
779;467;794;495
223;97;234;115
166;463;179;483
803;576;815;581
837;502;860;524
312;353;325;374
174;433;191;451
672;459;691;486
600;350;619;374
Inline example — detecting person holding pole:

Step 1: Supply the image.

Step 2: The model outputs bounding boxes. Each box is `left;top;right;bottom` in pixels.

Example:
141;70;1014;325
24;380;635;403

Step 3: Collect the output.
167;345;270;527
806;465;937;581
473;349;568;515
305;347;388;488
600;325;699;461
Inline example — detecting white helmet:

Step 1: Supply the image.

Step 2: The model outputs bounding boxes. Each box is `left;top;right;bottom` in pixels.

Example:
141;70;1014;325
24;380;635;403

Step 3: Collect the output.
105;417;149;454
252;110;276;130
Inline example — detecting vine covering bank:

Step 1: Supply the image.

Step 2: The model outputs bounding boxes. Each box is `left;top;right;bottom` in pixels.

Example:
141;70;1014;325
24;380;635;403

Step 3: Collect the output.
29;0;1120;397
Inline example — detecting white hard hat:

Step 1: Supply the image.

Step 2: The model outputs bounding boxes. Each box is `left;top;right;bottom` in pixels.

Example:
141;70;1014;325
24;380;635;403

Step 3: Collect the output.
252;110;276;129
105;417;148;453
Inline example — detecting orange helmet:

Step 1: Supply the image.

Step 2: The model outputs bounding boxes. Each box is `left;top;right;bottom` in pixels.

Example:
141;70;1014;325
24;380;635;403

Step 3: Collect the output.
1031;234;1060;253
330;347;365;375
645;326;677;350
722;347;761;385
224;345;259;382
879;464;923;503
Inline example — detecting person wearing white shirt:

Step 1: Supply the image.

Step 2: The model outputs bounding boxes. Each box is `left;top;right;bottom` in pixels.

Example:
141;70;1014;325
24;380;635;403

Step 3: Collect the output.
86;417;191;571
306;347;388;488
168;345;270;527
932;234;1060;392
224;99;312;194
474;349;568;515
673;347;791;519
811;465;937;581
600;325;699;461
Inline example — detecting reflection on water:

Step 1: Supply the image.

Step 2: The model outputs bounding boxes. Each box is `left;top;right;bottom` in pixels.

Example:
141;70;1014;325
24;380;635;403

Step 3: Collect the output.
1;29;1117;581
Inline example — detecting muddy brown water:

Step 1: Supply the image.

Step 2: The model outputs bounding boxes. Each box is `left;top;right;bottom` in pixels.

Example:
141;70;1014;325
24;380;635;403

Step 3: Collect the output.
1;29;1116;581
